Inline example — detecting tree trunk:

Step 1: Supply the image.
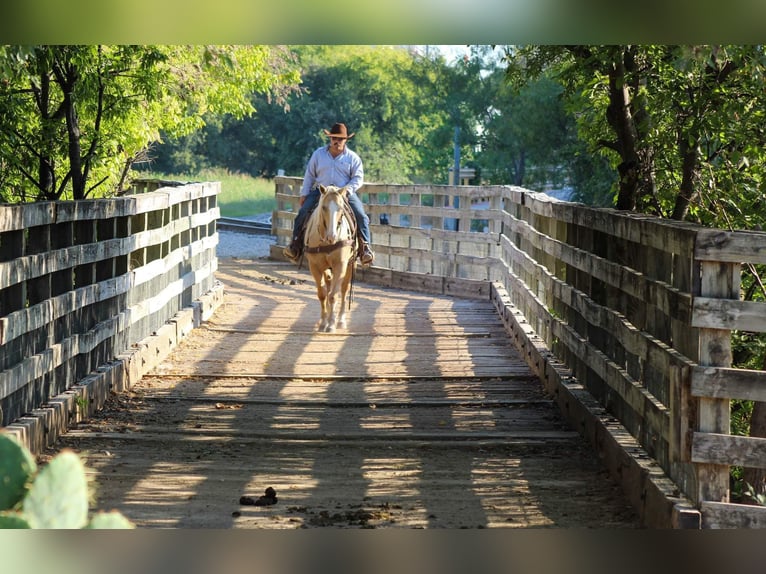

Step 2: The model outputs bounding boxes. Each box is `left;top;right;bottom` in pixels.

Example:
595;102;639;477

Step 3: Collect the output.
605;55;641;211
53;55;86;200
63;90;85;200
514;149;525;186
34;55;57;200
670;135;700;221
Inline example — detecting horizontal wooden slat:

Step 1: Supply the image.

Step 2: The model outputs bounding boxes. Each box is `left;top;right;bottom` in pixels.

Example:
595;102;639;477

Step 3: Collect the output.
701;501;766;529
132;234;218;288
129;260;216;325
0;202;56;231
695;228;766;264
691;366;766;402
692;432;766;469
503;212;693;323
0;237;133;286
496;245;672;443
0;275;131;346
55;198;133;222
0;312;129;401
692;297;766;332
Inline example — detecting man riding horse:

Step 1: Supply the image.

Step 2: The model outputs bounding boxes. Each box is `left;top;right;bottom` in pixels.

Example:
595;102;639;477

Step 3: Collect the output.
283;122;375;266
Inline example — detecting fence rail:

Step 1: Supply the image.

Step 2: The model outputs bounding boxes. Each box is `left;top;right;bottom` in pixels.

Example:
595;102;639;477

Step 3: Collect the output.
0;179;223;453
273;176;766;528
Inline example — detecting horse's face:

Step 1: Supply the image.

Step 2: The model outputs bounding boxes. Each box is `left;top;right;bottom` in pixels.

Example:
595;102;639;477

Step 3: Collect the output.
318;185;349;243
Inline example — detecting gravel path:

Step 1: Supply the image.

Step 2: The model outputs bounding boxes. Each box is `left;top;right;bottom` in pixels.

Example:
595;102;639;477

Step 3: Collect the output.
216;214;276;259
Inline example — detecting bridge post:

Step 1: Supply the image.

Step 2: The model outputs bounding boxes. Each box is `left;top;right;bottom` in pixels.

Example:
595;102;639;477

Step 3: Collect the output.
694;260;739;504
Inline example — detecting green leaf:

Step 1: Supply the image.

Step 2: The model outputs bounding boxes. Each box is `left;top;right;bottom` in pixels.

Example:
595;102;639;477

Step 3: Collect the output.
85;511;135;529
0;434;37;510
0;512;32;529
22;450;89;529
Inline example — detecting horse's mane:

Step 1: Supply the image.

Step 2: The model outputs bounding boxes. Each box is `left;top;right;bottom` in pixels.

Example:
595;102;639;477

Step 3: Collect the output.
305;186;353;246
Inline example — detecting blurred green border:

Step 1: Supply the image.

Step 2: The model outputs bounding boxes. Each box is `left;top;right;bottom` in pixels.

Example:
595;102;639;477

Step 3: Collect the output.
2;0;765;44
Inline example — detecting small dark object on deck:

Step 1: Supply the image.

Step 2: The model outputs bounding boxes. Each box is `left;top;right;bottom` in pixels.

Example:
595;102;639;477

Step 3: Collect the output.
240;487;278;506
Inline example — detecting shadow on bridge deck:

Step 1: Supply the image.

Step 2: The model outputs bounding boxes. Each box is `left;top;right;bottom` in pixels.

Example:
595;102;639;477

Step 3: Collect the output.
47;259;640;528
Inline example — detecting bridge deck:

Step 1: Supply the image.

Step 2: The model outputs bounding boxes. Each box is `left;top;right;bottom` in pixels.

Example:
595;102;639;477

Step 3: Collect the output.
48;259;640;528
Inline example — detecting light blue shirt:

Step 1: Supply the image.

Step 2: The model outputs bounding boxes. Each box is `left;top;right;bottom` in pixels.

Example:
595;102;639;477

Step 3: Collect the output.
300;145;364;197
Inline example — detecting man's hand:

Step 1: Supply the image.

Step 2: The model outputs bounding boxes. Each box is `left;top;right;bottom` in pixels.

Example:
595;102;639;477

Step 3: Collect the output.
300;196;307;207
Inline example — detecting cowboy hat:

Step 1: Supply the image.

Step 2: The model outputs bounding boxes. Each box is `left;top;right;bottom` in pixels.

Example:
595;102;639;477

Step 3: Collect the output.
323;122;355;139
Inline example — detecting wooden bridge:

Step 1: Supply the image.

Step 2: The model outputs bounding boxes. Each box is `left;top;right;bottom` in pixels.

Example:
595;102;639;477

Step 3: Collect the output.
47;259;638;528
2;178;766;528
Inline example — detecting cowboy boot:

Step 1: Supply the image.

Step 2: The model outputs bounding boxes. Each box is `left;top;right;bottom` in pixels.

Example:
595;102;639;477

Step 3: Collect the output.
283;234;302;263
360;242;374;266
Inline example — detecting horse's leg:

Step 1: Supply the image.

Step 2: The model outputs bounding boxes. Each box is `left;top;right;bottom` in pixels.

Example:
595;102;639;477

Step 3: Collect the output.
324;267;339;332
336;257;353;329
309;263;329;331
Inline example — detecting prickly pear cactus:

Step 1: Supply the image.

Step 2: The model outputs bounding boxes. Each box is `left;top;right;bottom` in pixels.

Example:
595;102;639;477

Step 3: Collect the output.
0;434;37;510
22;450;90;528
0;432;133;529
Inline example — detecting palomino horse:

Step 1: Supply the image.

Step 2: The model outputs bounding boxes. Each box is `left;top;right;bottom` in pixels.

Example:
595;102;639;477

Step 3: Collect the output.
303;185;356;332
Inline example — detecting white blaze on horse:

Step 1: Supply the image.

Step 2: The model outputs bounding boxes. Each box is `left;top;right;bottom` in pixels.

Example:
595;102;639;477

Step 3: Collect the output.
303;185;356;332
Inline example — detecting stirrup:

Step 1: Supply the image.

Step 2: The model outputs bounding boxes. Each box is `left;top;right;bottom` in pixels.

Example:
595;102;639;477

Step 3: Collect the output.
283;244;301;263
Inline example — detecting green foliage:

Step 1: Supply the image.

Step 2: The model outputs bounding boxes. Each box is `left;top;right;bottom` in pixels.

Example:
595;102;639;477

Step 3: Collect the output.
502;45;766;219
480;71;570;188
147;45;602;199
0;45;301;202
0;433;134;529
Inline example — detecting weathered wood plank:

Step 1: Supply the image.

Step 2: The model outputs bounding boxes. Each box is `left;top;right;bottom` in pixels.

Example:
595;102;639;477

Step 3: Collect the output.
695;228;766;265
692;297;766;332
0;238;133;286
700;501;766;528
692;366;766;402
692;432;766;469
0;202;56;231
0;275;131;346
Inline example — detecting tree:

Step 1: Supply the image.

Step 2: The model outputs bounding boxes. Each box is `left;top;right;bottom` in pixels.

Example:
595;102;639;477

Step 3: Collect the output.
0;45;301;201
502;45;766;221
479;71;573;188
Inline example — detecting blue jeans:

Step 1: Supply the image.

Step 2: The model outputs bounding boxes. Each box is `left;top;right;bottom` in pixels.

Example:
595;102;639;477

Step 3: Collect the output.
292;188;371;245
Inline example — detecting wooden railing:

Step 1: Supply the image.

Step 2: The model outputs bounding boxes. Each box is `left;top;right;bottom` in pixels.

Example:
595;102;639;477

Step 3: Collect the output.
273;176;766;528
0;179;223;454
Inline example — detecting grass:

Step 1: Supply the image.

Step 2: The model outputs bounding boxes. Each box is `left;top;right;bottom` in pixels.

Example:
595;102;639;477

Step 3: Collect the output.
132;168;276;217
